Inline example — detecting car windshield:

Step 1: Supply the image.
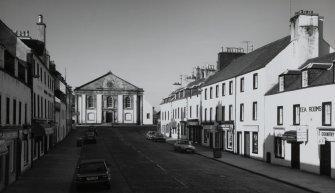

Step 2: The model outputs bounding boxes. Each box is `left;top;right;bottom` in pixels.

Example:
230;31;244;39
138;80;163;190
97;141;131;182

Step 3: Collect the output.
78;162;106;174
155;133;164;137
179;141;190;144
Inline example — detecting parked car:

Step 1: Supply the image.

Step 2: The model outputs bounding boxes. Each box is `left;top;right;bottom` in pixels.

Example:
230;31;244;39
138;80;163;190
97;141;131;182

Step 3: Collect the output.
174;140;195;153
76;137;84;147
88;127;98;136
151;133;166;142
75;159;111;189
83;131;97;144
146;131;157;140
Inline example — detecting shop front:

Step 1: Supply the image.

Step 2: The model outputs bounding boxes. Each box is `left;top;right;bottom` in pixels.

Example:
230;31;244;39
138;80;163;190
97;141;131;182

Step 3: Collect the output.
218;121;234;152
282;126;308;170
0;138;8;191
202;124;216;148
317;128;334;177
0;127;19;186
31;123;46;161
187;119;202;144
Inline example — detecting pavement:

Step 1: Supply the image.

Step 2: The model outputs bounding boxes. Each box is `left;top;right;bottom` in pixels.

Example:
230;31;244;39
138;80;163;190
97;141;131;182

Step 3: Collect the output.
166;138;335;193
2;129;82;193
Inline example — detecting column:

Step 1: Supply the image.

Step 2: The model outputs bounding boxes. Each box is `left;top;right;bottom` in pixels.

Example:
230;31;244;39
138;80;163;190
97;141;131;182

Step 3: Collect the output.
77;95;82;123
118;95;123;123
133;94;137;124
82;94;86;123
96;94;102;123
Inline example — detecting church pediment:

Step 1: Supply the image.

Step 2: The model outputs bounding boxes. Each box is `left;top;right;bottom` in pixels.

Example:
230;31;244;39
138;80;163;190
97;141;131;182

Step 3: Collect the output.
75;71;143;91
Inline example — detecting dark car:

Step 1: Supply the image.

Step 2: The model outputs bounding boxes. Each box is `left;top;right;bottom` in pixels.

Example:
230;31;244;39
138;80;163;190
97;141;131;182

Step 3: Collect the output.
83;131;97;144
145;131;157;140
75;159;111;189
152;133;166;142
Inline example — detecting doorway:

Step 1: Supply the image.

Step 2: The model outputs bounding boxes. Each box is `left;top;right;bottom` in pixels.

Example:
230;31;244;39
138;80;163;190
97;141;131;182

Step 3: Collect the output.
291;142;300;169
209;133;213;148
106;112;114;123
244;132;250;157
320;141;331;176
5;146;9;185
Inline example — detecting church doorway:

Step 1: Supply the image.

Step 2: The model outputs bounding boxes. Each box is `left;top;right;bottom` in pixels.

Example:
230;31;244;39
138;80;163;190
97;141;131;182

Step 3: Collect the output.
106;112;114;123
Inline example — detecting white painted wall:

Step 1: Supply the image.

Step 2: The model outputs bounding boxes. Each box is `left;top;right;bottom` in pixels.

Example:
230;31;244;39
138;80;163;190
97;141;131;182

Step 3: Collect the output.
143;97;153;125
265;83;335;177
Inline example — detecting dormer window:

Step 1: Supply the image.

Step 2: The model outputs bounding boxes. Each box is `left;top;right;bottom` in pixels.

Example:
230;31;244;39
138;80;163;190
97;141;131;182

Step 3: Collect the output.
279;76;284;92
302;70;308;87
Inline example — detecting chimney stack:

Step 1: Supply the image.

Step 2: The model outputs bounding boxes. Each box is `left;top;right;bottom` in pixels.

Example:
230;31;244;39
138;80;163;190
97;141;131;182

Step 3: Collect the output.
217;47;245;71
36;14;46;44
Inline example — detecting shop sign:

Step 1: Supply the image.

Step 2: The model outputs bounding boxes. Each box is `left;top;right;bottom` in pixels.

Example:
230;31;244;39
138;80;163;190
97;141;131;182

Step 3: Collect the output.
300;106;322;113
319;130;335;141
1;131;18;139
296;127;308;142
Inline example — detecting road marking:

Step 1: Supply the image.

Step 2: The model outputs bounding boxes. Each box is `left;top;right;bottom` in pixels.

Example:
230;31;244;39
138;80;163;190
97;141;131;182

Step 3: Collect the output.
172;176;188;188
156;164;167;174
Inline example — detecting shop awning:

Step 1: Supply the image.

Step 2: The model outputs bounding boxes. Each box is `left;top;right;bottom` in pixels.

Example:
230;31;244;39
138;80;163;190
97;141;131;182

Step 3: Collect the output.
41;124;54;135
31;123;46;137
282;130;297;142
0;139;8;156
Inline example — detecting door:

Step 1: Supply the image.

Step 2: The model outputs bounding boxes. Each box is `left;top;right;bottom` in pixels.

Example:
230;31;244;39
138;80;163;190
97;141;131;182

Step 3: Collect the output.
320;141;331;176
209;133;213;148
5;146;9;185
106;112;114;123
244;132;250;157
237;132;242;154
291;142;300;169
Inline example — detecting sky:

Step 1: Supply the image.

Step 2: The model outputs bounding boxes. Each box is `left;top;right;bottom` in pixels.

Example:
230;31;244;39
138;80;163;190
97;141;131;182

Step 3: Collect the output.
0;0;334;109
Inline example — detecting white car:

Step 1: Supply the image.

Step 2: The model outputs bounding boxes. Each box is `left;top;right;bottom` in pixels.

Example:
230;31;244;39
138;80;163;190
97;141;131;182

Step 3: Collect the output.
145;131;157;140
174;140;196;153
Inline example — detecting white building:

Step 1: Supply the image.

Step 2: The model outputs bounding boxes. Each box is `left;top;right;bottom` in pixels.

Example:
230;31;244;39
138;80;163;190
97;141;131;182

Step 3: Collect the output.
265;53;335;178
0;20;32;190
75;71;153;125
201;10;334;159
20;15;56;161
160;66;215;140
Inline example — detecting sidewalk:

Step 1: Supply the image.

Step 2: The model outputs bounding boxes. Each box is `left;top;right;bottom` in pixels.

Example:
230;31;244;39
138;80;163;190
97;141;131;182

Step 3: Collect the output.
166;138;335;193
2;130;81;193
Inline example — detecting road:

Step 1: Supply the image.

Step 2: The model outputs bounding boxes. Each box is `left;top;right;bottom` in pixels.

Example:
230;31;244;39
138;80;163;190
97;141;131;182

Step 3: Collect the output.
72;126;309;193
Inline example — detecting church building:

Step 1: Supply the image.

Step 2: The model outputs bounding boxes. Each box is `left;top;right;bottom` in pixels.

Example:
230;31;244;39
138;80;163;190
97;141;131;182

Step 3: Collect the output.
74;71;153;125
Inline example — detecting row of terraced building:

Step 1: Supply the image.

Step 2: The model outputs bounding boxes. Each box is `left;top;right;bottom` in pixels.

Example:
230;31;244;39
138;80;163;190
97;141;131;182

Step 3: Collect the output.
160;10;335;178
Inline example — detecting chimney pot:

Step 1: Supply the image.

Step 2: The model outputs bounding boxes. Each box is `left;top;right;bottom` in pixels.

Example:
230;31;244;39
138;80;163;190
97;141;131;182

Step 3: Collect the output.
38;14;43;23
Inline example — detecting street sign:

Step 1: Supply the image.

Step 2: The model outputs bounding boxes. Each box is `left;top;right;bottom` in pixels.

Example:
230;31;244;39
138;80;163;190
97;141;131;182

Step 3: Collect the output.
318;138;326;145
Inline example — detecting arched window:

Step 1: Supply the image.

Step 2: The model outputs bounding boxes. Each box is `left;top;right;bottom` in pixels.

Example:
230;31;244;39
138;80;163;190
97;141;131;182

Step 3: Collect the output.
107;96;113;108
87;96;94;108
125;96;131;108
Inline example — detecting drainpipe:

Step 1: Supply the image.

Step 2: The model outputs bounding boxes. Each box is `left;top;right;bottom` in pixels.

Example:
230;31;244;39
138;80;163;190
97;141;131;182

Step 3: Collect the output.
234;76;237;154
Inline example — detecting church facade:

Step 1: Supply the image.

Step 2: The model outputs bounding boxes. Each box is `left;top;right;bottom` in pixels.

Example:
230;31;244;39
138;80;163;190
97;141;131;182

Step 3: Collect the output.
74;71;153;125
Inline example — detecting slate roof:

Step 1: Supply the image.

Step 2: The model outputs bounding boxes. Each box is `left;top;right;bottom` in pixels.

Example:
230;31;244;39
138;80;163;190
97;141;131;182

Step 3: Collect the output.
74;71;144;92
186;78;205;88
203;36;291;86
266;52;335;95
